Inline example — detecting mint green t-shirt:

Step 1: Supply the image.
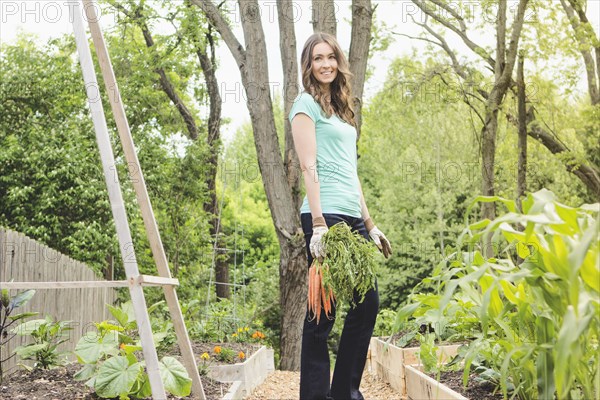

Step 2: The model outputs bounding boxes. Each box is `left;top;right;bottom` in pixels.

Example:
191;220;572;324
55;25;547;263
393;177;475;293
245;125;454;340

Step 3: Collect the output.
288;92;362;218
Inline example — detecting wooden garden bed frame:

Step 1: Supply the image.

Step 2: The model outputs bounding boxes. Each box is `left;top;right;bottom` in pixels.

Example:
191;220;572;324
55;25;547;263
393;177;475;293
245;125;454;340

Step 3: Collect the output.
404;364;468;400
209;346;275;399
368;336;462;399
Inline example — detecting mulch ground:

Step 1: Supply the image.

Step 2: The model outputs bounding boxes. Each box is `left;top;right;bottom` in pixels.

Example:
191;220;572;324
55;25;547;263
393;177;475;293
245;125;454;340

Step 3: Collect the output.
246;369;402;400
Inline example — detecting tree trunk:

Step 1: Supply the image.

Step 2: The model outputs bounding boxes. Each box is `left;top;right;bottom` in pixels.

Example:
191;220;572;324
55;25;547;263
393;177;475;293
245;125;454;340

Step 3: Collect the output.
311;0;337;35
516;52;527;214
192;0;308;370
481;0;528;257
278;0;303;211
348;0;372;140
563;0;600;105
196;29;228;299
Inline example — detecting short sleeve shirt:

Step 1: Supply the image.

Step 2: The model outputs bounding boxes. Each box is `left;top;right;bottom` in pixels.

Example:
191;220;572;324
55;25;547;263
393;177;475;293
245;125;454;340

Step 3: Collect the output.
288;92;362;218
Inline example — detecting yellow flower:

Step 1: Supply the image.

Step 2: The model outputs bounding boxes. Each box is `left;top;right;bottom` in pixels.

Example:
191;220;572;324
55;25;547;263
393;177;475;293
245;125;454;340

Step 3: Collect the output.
232;333;238;337
119;343;126;350
201;352;210;360
238;327;243;333
213;346;221;354
238;351;245;360
244;327;249;332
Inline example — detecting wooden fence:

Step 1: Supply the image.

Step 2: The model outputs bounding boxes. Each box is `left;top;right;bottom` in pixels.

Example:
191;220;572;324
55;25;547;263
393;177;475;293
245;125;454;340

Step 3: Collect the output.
0;228;117;375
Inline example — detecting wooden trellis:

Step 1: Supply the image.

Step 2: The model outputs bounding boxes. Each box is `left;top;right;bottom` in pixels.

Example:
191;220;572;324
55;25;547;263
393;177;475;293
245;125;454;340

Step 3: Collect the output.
0;1;204;398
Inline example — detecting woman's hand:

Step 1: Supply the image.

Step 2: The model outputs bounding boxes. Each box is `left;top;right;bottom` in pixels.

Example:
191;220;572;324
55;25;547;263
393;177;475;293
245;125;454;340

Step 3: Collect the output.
310;226;329;259
363;218;392;258
368;226;392;258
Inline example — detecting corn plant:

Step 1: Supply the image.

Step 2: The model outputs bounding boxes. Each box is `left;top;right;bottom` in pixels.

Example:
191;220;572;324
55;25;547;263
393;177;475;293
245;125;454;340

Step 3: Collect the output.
395;189;599;400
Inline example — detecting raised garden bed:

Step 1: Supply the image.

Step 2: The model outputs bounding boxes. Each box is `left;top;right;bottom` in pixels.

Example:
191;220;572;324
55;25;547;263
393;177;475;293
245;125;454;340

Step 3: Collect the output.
1;341;273;400
368;336;461;398
427;370;504;400
405;364;468;400
0;362;226;399
208;346;274;400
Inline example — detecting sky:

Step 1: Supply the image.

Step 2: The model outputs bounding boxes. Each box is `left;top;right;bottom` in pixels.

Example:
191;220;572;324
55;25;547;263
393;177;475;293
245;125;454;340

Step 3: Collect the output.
1;1;598;145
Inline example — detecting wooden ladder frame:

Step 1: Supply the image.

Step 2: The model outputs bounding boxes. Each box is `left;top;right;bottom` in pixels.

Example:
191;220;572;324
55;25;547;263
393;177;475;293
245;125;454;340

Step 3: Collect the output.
0;1;205;398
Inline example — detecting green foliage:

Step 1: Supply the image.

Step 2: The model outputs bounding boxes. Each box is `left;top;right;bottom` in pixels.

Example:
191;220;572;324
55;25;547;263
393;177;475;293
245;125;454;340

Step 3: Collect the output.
396;189;599;399
372;309;397;338
213;346;236;363
0;289;37;382
320;223;379;309
13;316;72;370
0;36;118;270
74;301;191;399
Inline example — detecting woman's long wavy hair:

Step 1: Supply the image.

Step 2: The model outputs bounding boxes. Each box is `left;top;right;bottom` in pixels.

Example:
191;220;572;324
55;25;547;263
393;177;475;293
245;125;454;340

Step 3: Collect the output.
300;32;356;127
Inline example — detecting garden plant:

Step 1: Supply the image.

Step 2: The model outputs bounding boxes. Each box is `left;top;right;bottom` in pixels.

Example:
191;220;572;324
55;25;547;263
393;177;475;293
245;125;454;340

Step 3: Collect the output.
0;288;37;383
395;189;599;400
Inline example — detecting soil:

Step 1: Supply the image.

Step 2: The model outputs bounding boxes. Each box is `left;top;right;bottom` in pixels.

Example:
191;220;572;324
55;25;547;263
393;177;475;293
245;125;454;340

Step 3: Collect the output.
0;362;226;399
385;331;421;348
429;370;504;400
0;341;264;400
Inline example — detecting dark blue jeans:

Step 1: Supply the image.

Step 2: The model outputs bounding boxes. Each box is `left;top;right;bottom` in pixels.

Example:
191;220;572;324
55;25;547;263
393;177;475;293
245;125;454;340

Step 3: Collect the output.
299;213;379;400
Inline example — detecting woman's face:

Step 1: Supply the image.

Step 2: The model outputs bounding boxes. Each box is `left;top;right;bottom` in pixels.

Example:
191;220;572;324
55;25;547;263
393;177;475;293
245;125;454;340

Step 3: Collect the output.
311;42;338;89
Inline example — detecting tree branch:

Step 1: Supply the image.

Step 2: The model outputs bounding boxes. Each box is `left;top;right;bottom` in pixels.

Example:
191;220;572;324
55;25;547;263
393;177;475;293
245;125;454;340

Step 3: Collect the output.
561;0;599;104
412;0;495;68
189;0;247;71
109;0;200;139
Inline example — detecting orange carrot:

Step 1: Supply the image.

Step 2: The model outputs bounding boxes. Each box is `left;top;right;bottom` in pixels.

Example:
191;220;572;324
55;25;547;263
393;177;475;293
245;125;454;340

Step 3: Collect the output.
308;263;315;319
320;267;329;320
315;263;322;324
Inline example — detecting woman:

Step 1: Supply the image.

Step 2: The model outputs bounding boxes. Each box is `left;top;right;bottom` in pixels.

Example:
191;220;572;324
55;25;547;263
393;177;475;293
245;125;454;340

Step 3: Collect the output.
289;32;392;400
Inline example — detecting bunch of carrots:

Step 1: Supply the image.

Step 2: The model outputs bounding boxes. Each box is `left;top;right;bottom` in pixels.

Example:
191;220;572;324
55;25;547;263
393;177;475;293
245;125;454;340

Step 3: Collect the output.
307;259;336;325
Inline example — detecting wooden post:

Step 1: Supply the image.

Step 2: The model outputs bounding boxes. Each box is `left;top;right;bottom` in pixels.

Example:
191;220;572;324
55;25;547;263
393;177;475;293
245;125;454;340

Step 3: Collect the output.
104;254;114;280
80;1;204;398
70;4;166;398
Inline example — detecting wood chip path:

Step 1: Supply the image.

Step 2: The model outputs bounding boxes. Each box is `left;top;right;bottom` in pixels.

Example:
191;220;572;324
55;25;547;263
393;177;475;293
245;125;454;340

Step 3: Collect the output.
245;368;402;400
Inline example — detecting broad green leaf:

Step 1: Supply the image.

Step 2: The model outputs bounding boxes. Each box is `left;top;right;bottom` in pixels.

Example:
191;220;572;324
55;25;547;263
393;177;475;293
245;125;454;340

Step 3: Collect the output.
121;344;143;356
12;319;47;335
75;330;119;364
8;289;35;310
131;372;152;398
14;343;47;358
580;250;600;293
107;305;131;328
1;288;9;307
73;364;96;382
8;311;39;322
159;356;192;397
94;356;141;398
95;321;124;333
555;306;577;398
568;219;598;276
536;317;555;400
499;280;518;305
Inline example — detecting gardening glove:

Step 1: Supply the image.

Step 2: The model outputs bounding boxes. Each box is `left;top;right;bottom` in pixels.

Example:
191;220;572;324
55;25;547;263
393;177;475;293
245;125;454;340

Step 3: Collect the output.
364;217;392;259
310;216;328;260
